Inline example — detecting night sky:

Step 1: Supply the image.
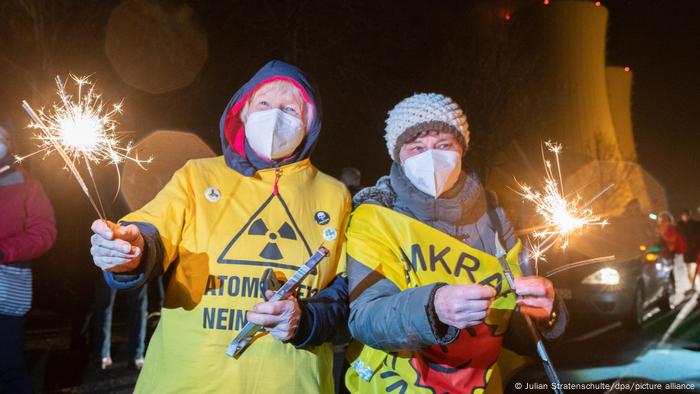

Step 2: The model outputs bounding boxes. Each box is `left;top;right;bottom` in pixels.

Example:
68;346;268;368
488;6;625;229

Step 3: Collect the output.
605;0;700;213
0;0;697;306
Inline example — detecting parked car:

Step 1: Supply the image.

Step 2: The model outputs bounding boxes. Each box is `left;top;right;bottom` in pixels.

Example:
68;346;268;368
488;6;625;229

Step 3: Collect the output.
547;245;674;329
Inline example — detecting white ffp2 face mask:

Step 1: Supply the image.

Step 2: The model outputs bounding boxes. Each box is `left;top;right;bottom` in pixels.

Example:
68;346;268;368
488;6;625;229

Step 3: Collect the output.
402;149;461;198
245;108;304;160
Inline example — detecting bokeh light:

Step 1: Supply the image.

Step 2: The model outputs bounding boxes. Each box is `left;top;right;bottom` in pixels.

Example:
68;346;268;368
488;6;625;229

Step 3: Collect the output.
105;0;208;94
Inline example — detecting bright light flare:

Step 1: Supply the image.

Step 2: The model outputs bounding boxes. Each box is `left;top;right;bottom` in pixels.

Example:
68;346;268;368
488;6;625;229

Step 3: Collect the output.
515;141;611;267
18;75;149;168
59;114;99;149
18;75;152;218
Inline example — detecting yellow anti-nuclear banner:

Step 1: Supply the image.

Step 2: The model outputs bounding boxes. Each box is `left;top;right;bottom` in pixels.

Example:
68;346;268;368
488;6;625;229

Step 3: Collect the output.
345;204;522;394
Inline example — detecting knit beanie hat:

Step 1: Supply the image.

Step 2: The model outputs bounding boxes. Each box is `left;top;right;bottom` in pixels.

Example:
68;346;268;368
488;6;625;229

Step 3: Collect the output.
384;93;469;162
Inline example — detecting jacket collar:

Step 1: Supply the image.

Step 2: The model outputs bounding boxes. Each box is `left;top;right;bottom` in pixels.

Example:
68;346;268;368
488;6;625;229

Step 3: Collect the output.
251;158;313;182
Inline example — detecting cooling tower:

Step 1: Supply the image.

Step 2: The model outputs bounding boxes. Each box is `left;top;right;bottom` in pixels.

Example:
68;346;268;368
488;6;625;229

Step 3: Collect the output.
598;67;666;218
488;0;630;221
606;66;638;162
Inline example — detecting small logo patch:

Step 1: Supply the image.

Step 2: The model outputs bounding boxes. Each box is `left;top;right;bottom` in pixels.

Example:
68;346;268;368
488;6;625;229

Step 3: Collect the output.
315;211;330;225
323;227;337;241
205;187;221;202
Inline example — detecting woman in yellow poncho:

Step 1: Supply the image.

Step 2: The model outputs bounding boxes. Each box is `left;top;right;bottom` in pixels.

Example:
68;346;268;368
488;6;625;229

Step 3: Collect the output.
89;60;351;393
345;93;568;393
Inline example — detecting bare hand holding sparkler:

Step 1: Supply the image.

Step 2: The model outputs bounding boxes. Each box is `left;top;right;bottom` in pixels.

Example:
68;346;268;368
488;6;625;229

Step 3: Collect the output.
514;276;555;320
90;219;144;273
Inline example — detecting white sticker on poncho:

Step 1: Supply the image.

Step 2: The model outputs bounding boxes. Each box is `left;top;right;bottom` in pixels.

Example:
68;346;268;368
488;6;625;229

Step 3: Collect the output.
323;227;337;241
205;187;221;202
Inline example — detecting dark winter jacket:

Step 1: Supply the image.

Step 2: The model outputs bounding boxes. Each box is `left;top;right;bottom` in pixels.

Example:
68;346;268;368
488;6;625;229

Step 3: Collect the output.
348;163;567;353
678;219;700;262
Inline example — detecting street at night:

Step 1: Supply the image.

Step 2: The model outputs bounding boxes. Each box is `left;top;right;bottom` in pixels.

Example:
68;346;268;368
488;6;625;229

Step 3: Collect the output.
510;292;700;393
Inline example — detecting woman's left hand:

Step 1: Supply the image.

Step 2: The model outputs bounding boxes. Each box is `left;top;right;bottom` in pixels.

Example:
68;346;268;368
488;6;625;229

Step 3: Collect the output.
514;276;555;320
247;291;301;341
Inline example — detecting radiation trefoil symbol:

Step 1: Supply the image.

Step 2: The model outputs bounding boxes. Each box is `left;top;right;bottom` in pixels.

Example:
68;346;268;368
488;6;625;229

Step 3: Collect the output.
248;218;296;260
217;194;315;274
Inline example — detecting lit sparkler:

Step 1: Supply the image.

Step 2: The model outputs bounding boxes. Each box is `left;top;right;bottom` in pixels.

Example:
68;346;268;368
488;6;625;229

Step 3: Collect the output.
18;75;151;219
515;141;612;268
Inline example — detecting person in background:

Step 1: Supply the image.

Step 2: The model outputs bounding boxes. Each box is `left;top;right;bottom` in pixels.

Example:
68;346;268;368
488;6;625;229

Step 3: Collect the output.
0;123;57;393
340;167;362;195
658;212;687;258
678;210;700;290
91;275;147;370
658;212;690;293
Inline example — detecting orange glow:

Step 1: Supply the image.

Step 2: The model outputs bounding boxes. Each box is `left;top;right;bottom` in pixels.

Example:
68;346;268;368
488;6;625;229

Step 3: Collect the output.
595;1;601;6
505;14;511;21
624;66;631;72
544;0;550;4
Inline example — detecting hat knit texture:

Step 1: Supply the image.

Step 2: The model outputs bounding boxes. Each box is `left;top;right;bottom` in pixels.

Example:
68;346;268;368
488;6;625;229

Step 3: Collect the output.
385;93;469;161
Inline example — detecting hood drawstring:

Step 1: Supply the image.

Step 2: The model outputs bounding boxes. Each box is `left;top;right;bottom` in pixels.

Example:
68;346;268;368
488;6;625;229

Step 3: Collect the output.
273;166;282;196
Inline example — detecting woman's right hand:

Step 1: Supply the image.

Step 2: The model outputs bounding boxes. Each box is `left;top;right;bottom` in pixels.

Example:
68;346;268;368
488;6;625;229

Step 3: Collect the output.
433;284;495;329
90;220;144;273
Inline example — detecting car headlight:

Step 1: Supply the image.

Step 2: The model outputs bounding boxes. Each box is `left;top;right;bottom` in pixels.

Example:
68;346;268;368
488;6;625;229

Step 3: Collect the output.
581;268;620;285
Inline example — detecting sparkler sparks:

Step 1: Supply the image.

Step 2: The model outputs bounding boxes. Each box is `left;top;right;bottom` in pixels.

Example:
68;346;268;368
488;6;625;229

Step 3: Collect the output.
18;75;152;218
515;141;612;267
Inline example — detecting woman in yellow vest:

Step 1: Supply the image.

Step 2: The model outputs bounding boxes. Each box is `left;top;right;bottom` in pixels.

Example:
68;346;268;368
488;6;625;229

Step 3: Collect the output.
88;60;351;393
345;93;567;393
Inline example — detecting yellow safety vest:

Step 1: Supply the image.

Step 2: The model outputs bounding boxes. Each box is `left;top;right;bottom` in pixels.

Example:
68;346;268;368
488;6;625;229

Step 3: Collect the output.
345;204;522;394
122;156;350;394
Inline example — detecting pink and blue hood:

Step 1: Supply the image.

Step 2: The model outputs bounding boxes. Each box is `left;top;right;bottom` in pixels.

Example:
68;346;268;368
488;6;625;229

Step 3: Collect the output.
219;60;321;176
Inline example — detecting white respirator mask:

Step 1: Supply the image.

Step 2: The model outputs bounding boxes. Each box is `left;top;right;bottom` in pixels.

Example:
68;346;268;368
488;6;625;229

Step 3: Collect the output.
402;149;461;198
0;143;7;159
245;108;304;161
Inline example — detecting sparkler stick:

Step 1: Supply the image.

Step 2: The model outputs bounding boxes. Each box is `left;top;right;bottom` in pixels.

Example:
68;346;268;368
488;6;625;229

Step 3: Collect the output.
19;75;152;220
495;235;563;394
21;100;105;219
543;255;616;278
506;142;616;392
84;159;107;218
